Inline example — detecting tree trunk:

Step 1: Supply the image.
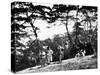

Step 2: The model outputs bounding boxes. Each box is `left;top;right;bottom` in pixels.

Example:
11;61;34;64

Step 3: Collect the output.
89;21;96;56
65;17;73;46
73;6;80;47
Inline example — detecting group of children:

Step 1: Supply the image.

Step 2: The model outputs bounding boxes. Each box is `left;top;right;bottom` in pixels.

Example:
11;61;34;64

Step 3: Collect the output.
39;46;64;67
39;46;53;67
75;49;86;58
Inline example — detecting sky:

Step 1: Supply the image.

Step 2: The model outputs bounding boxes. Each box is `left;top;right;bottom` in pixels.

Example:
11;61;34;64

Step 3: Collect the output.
35;20;67;40
29;10;76;41
18;18;75;45
32;2;53;8
18;11;77;45
23;19;75;41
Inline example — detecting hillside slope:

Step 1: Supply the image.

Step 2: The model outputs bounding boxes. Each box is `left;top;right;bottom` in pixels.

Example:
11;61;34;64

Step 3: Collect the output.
17;55;97;73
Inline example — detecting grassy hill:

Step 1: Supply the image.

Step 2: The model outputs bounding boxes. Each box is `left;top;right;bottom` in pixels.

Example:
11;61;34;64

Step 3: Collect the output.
17;55;97;73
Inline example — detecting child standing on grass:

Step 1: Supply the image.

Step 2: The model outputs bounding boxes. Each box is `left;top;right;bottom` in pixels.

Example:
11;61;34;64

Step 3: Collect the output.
57;46;64;63
39;50;47;67
47;47;53;64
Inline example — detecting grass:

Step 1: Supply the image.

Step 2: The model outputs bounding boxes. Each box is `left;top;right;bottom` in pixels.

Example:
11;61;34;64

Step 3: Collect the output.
17;55;97;73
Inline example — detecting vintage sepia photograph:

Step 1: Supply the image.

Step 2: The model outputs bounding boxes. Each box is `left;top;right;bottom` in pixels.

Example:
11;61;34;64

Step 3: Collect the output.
11;1;98;73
